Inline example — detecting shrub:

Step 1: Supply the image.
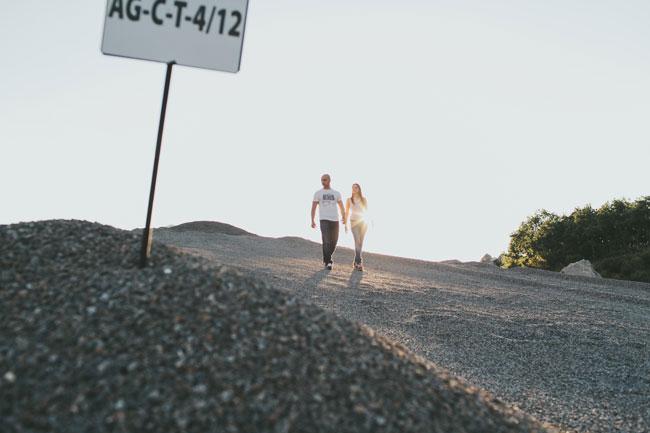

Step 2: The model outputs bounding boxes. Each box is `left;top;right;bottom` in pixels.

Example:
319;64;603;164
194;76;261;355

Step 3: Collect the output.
594;249;650;283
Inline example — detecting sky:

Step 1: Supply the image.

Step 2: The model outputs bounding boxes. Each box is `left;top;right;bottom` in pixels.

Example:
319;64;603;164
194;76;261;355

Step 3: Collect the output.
1;0;649;262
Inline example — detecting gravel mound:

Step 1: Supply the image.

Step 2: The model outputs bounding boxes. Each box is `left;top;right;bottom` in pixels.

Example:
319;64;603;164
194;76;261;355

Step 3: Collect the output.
154;229;650;432
167;221;256;237
0;220;554;433
277;236;320;248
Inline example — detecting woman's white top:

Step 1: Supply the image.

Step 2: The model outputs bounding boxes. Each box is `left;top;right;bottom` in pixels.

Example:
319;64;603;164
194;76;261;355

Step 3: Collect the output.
349;198;367;221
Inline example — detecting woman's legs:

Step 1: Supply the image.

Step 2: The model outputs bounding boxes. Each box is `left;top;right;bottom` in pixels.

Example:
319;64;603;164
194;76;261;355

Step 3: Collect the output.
351;220;368;265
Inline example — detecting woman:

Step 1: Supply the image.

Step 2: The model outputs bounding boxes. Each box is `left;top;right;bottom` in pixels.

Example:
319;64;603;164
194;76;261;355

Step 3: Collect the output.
345;183;369;271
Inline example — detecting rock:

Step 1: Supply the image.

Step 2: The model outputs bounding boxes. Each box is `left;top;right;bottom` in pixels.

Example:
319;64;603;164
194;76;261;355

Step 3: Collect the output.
4;371;16;383
561;260;602;278
480;254;496;265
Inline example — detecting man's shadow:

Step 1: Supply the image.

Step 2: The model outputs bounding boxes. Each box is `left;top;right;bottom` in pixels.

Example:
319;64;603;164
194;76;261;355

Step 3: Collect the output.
303;269;329;290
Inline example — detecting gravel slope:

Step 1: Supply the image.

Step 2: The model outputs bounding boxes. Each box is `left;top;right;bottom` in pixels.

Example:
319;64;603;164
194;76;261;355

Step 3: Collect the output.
154;227;650;433
0;220;555;433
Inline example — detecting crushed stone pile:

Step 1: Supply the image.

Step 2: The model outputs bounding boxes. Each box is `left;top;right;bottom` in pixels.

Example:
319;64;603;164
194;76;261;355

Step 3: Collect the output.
560;260;602;278
167;221;256;237
0;220;555;433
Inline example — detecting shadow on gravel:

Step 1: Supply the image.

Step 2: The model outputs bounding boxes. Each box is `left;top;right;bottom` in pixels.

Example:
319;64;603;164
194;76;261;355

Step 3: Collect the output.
303;269;329;288
348;271;363;290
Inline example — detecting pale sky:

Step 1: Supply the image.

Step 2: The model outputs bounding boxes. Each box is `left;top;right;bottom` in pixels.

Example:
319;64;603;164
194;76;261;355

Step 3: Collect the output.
1;0;649;262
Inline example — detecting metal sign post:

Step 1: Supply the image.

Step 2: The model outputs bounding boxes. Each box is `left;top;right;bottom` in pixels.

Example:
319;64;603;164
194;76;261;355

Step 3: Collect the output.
101;0;249;267
140;61;174;268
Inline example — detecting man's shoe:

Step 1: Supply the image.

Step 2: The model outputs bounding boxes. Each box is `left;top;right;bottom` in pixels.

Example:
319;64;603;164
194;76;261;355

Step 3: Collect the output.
326;263;333;271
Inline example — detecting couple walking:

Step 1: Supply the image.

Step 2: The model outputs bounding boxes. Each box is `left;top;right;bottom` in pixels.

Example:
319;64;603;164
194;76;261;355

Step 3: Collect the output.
311;174;369;271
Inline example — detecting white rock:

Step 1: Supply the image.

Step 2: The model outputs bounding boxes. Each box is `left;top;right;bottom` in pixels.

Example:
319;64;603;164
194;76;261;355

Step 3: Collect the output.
220;390;234;402
561;260;602;278
4;371;16;383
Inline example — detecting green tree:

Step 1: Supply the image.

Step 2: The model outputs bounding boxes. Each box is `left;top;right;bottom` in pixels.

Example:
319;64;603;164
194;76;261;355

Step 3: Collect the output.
503;196;650;282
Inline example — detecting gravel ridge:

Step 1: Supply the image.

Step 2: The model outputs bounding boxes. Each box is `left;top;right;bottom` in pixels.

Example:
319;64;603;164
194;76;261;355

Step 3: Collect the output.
0;220;555;433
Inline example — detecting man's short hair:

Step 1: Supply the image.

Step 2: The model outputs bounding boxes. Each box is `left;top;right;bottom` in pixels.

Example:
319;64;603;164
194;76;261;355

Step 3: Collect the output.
321;174;331;180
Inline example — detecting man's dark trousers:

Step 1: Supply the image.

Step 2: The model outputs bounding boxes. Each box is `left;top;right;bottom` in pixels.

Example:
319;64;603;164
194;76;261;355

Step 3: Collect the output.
320;220;340;265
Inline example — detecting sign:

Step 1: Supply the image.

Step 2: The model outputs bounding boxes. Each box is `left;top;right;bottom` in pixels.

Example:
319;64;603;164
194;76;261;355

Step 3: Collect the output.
102;0;249;73
100;0;250;267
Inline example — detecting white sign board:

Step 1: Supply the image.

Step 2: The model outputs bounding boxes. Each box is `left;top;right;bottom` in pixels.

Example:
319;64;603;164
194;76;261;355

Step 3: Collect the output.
102;0;249;72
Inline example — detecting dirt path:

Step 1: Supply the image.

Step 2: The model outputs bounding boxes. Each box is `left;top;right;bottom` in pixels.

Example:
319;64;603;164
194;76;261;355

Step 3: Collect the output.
155;229;650;433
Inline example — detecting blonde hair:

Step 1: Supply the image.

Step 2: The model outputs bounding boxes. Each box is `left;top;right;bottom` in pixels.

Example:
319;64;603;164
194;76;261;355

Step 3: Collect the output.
350;183;367;207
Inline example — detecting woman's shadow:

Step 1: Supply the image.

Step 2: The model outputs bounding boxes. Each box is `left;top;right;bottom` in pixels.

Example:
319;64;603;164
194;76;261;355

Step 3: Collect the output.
348;270;363;290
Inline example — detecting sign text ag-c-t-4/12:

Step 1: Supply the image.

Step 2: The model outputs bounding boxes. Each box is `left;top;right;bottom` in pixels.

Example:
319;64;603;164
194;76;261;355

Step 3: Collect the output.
107;0;243;37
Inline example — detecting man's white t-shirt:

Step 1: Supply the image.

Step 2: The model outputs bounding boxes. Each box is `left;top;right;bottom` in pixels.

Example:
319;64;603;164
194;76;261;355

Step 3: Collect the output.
313;188;342;222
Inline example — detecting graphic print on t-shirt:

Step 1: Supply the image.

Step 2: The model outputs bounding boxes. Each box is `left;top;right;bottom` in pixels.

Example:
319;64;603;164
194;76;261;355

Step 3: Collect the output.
314;189;341;222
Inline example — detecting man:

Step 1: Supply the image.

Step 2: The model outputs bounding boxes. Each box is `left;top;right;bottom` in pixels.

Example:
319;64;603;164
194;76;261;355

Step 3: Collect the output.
311;174;346;270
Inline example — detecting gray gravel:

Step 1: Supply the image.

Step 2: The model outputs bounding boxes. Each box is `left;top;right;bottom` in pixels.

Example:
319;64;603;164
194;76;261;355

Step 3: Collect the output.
0;220;554;433
155;227;650;433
